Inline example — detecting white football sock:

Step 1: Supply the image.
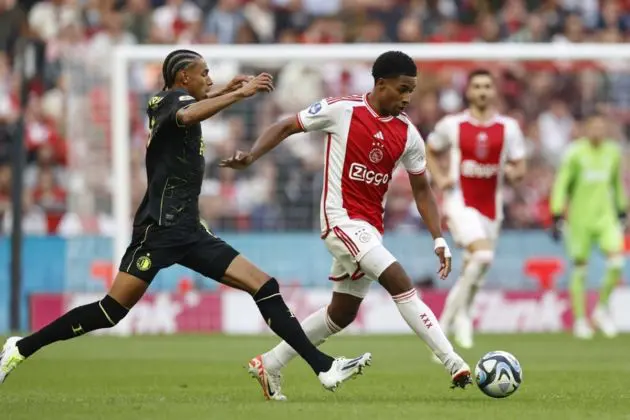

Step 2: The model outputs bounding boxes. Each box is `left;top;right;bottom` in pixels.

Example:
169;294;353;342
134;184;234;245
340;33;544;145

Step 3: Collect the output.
439;250;493;333
262;306;342;371
393;289;455;361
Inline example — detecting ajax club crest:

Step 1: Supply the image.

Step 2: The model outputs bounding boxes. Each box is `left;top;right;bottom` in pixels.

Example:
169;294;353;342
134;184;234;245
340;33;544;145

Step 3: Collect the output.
369;147;384;163
475;131;489;159
369;131;385;163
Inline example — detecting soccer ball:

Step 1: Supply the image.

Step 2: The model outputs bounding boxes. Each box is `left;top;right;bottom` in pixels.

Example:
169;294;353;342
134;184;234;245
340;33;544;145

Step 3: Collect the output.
474;351;522;398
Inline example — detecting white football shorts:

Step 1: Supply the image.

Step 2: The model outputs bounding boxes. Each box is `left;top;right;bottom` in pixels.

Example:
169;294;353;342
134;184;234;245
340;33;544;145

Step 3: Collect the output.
446;205;500;249
323;220;397;299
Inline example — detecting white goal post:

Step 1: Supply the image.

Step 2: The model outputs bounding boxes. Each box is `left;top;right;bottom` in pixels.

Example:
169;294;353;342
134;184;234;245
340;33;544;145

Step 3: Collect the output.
110;43;630;265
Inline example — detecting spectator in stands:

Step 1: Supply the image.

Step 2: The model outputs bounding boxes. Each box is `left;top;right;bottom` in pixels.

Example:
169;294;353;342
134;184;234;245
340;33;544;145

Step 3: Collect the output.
23;95;65;165
0;52;18;161
509;12;549;42
552;12;585;43
396;16;424;43
28;0;79;42
88;7;137;78
242;0;276;43
123;0;152;43
475;13;503;42
0;0;26;54
151;0;202;43
32;166;66;233
204;0;244;44
354;18;389;43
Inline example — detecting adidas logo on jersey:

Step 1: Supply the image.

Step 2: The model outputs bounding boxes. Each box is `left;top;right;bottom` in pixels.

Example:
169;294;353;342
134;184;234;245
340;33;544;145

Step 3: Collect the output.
373;131;384;141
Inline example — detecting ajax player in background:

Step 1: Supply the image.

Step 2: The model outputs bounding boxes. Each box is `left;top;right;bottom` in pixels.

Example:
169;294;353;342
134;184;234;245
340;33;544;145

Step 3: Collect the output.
221;51;473;401
550;113;627;339
426;69;526;349
0;49;372;392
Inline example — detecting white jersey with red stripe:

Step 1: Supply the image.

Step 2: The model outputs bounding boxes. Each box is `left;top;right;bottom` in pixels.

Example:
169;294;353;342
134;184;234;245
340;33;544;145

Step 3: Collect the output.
427;110;525;222
296;93;427;237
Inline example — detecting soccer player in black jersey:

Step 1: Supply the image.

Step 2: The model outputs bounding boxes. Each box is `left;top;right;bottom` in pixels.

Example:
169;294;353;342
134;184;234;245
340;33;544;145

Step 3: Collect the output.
0;49;371;398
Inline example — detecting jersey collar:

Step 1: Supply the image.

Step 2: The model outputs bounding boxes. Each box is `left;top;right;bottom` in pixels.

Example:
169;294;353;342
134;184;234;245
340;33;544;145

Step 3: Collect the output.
463;109;498;126
363;93;394;122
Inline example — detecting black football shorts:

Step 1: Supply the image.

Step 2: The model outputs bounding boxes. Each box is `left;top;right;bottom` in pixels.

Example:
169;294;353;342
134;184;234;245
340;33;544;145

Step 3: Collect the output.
119;223;240;283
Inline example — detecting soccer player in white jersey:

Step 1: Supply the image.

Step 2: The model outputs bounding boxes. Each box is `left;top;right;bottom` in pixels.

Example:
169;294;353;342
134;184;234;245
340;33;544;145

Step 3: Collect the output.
426;69;527;350
221;51;472;401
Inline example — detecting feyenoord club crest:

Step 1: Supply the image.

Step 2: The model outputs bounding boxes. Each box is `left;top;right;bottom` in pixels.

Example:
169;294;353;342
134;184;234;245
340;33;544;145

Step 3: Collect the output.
369;140;384;163
475;131;489;159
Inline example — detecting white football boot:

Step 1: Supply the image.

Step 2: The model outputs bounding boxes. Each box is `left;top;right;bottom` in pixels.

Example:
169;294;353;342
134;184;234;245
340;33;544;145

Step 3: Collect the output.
573;318;594;340
318;353;372;391
443;354;473;389
0;337;25;384
592;305;618;338
248;355;287;401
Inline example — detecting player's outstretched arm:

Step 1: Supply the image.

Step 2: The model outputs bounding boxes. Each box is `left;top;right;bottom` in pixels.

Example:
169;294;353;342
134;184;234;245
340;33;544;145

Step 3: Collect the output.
177;73;274;126
550;150;575;218
219;116;303;169
409;173;452;279
549;149;576;241
612;148;628;222
426;117;454;190
409;173;443;239
206;75;253;98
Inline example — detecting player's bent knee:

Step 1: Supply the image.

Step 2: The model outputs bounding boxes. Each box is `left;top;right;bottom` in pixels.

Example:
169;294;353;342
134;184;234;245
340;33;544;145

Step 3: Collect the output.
327;307;357;329
360;245;397;280
101;295;129;326
378;262;414;296
470;249;494;267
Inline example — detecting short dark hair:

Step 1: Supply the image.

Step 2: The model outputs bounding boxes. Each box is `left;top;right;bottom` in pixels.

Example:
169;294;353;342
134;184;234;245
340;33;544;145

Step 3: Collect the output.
372;51;417;81
467;68;493;84
162;49;202;90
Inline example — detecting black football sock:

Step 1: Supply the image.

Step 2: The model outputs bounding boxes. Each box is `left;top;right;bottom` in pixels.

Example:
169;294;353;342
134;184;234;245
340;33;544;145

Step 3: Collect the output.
17;295;129;358
254;278;334;374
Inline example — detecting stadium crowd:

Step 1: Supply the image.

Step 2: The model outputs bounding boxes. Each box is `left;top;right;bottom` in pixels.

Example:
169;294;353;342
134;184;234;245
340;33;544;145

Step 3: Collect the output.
0;0;629;234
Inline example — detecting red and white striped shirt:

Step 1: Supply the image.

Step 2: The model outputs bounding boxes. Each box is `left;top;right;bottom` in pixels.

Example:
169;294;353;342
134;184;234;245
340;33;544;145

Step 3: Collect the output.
427;111;526;221
296;93;426;236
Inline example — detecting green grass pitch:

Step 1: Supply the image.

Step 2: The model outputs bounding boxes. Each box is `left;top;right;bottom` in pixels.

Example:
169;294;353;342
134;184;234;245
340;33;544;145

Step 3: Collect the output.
1;334;629;420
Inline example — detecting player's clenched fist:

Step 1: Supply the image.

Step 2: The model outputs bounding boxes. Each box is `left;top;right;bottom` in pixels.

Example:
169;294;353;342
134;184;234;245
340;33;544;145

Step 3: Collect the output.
434;238;452;280
550;215;563;242
237;73;274;97
219;150;254;170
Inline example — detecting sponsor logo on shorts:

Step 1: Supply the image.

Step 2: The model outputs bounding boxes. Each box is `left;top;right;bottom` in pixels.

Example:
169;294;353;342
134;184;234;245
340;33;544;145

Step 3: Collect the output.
349;163;390;186
357;230;372;243
136;254;152;271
